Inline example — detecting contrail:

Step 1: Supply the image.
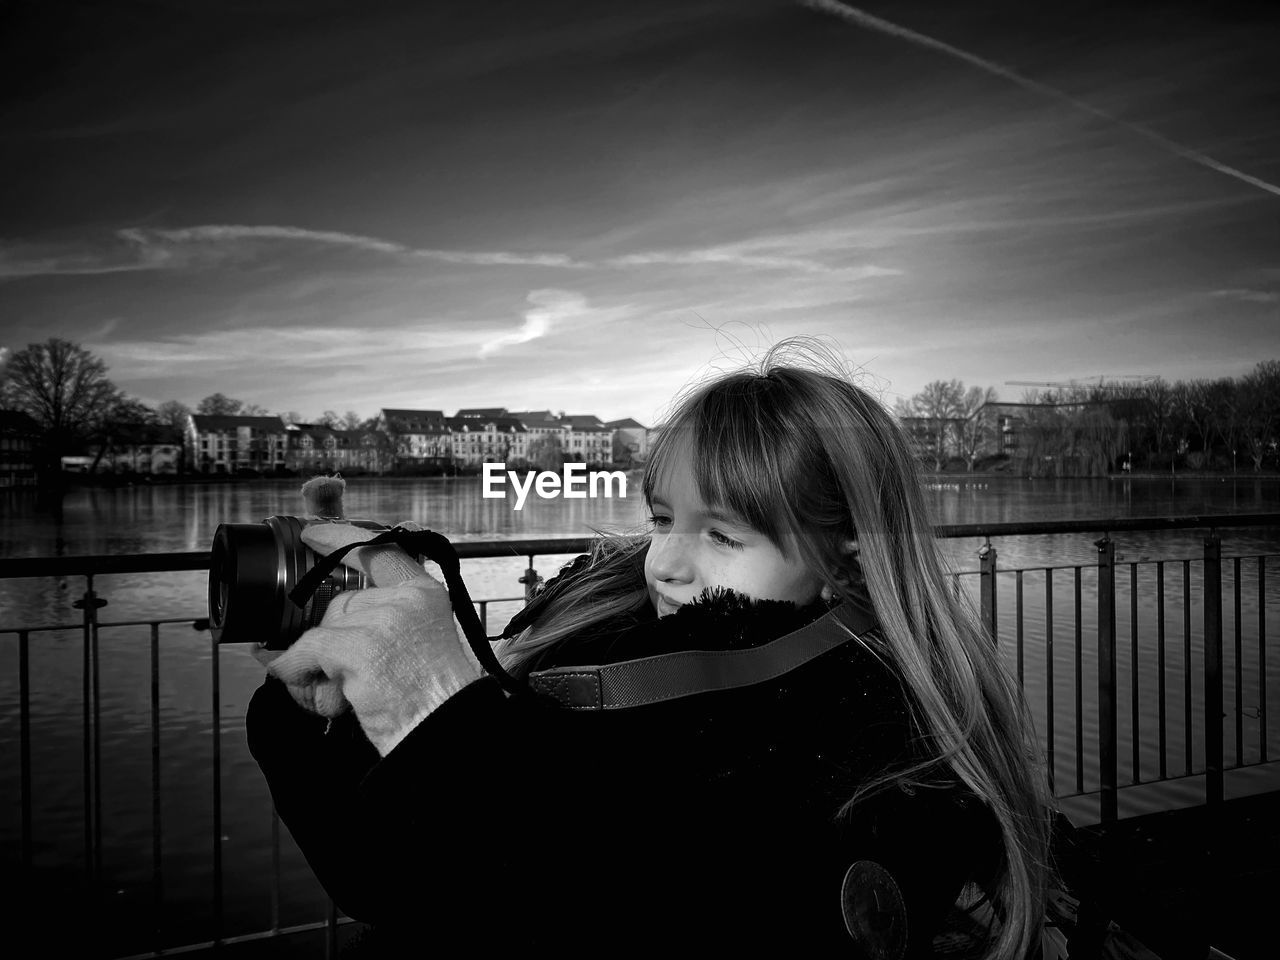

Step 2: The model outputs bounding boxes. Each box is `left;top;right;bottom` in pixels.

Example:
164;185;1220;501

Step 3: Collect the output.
799;0;1280;199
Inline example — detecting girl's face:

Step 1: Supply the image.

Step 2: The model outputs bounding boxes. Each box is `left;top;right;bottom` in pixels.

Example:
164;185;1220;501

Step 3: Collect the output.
644;458;824;617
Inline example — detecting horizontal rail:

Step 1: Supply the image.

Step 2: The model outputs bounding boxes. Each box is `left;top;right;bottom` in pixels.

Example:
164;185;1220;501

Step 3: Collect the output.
953;554;1278;578
2;513;1278;580
113;916;359;960
0;538;599;579
937;512;1280;540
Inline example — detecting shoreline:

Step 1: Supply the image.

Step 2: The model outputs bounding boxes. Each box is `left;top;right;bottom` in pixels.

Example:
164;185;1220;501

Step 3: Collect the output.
920;470;1280;480
5;468;1280;492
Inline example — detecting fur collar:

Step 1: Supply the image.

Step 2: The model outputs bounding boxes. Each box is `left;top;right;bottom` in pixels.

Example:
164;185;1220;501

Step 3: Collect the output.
564;585;843;667
506;552;882;676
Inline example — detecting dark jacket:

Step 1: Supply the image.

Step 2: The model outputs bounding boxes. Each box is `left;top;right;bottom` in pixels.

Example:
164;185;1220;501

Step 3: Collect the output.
247;561;999;955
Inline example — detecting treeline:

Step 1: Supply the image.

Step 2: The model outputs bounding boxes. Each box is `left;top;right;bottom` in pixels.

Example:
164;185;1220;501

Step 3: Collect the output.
194;391;375;432
894;381;998;471
0;338;373;486
6;338;1278;488
1017;362;1280;475
894;361;1280;476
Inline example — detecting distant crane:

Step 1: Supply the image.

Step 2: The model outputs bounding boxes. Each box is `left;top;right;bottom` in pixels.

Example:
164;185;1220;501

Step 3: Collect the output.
1004;374;1157;388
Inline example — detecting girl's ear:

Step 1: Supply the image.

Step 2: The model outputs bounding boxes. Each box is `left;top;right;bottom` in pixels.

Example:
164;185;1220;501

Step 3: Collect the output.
820;537;861;602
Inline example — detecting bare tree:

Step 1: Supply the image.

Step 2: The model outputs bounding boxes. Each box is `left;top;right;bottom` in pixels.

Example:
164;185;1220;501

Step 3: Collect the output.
341;410;364;431
956;386;998;471
0;338;121;490
317;410;341;428
1015;403;1065;478
912;379;963;471
155;400;193;473
241;403;269;416
1070;404;1128;476
1201;379;1241;472
1140;378;1177;470
1174;380;1216;469
197;393;243;416
1240;360;1280;471
89;396;156;474
156;400;192;432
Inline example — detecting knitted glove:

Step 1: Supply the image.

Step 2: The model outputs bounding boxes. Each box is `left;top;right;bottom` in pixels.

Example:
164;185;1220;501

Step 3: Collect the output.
267;521;484;756
254;520;430;717
253;643;351;717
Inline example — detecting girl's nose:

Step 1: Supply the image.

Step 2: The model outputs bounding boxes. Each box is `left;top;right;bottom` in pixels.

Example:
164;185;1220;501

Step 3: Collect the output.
649;532;695;584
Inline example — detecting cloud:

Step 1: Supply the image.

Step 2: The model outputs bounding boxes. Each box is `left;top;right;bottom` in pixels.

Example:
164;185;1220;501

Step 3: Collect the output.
95;324;487;374
4;218;907;286
0;225;592;280
120;225;591;269
122;225;409;256
605;230;904;278
89;288;630;383
0;237;169;279
607;248;895;277
124;224;902;276
1209;288;1279;304
425;250;583;268
478;288;587;357
800;0;1280;200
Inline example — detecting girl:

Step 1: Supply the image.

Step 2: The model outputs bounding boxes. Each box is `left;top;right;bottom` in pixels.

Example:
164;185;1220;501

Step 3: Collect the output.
249;342;1053;956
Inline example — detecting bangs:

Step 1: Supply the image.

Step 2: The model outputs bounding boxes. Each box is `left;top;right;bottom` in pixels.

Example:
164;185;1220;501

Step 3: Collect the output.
643;375;800;547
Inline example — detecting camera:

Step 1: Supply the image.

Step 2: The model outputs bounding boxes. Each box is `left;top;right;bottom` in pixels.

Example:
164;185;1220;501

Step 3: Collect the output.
208;516;389;649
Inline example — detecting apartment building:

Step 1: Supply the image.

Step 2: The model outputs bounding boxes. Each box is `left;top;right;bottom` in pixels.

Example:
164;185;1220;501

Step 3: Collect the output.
0;409;40;487
604;417;649;464
378;409;451;469
558;415;613;467
286;424;388;475
188;415;289;474
446;414;528;467
99;423;184;475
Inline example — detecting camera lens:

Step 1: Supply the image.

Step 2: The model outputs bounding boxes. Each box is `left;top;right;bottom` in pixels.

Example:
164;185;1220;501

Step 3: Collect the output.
208;516;378;648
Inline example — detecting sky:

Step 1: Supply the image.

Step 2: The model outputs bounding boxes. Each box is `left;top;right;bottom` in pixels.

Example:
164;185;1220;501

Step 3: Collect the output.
1;0;1277;428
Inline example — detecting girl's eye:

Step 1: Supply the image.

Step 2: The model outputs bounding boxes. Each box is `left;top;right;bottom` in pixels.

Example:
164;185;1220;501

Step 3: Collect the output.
647;513;671;529
710;530;744;550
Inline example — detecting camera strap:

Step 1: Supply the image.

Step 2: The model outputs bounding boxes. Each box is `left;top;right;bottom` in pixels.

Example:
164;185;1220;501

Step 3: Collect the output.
289;526;531;698
524;601;874;710
289;528;872;710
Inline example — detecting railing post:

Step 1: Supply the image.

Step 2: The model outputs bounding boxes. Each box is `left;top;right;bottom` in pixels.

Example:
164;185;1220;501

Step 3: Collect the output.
150;623;163;951
1261;556;1268;764
211;631;223;945
1203;530;1223;809
73;577;107;897
978;539;997;642
520;555;543;602
1096;535;1118;823
19;630;32;873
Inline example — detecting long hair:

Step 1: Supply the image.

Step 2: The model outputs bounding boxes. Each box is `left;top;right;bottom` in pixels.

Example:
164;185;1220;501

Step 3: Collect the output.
497;339;1052;956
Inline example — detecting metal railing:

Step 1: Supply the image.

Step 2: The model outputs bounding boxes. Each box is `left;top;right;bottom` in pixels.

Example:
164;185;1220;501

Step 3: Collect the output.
1;514;1277;957
959;514;1277;822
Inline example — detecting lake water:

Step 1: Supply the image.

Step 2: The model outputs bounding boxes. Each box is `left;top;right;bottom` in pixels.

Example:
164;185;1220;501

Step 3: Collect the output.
2;475;1279;955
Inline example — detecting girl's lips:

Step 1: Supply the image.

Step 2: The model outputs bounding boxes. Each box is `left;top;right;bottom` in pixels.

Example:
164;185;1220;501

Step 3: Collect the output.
656;597;683;617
